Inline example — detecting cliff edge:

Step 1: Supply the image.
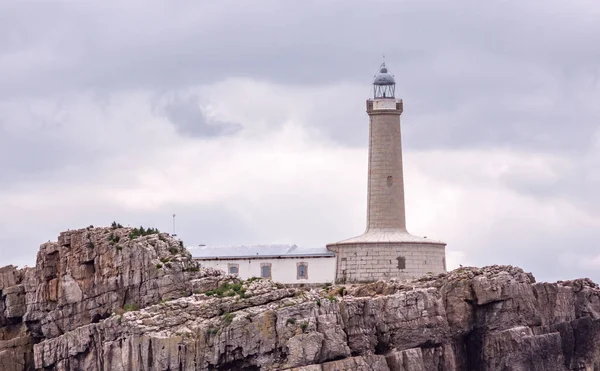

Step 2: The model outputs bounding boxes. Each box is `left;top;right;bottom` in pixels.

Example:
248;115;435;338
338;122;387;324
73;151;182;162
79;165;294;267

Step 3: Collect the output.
1;226;600;370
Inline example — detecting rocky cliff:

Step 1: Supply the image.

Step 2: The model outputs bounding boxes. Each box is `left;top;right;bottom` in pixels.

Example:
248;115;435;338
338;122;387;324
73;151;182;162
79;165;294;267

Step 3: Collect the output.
2;227;600;370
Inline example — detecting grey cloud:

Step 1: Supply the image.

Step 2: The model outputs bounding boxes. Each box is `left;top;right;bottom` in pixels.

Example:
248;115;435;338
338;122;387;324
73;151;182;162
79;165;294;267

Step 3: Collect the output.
1;1;599;153
161;95;241;138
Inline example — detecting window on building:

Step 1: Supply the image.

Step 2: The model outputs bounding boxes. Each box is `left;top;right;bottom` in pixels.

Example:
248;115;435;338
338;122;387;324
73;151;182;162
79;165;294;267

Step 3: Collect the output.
261;263;271;279
397;256;406;270
297;262;308;280
228;264;239;275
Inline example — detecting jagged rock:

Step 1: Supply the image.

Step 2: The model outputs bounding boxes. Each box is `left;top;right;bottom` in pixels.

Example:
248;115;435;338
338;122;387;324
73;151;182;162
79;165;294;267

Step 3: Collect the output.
1;226;222;370
3;229;600;370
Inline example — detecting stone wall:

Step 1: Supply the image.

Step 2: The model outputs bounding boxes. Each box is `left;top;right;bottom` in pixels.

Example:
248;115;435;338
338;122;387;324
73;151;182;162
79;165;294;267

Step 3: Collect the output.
365;100;406;231
328;242;446;283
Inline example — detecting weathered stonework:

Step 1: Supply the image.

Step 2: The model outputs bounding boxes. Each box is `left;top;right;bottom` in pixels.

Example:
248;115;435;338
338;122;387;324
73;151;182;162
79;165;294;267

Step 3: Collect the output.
328;242;446;284
327;86;447;282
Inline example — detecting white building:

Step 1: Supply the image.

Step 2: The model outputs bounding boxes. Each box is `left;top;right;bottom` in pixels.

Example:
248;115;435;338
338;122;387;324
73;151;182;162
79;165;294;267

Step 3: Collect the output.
192;244;336;284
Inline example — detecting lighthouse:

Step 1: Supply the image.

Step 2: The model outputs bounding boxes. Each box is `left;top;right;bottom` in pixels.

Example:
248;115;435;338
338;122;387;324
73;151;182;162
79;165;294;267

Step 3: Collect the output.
326;62;446;283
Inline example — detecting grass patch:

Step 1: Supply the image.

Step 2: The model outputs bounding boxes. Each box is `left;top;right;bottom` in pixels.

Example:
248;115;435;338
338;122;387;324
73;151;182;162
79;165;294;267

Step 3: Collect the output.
207;326;219;335
300;321;309;332
286;317;296;325
108;233;121;244
124;303;138;311
205;282;248;298
115;245;122;251
156;263;163;269
222;312;235;326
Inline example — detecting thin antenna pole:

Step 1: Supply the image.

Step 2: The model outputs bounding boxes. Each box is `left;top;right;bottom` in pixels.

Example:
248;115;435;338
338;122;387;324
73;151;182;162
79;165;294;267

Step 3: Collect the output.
172;214;176;236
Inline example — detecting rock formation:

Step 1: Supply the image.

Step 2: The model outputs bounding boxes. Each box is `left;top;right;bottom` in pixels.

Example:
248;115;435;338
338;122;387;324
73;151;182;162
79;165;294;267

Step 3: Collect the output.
2;226;600;370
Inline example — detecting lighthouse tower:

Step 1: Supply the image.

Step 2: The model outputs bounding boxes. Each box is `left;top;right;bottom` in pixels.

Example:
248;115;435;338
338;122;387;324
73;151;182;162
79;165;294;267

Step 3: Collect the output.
326;62;446;283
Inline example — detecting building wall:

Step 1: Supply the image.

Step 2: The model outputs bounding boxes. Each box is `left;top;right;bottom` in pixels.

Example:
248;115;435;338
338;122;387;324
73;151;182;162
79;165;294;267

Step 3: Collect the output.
328;242;446;283
196;256;336;284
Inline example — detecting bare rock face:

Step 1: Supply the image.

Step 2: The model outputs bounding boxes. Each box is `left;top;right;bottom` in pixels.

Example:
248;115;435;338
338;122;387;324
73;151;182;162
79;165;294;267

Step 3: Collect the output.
0;226;227;370
3;228;600;370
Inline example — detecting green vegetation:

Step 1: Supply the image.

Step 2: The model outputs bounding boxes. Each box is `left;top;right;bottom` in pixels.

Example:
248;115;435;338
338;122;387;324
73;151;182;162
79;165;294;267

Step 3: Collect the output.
160;257;170;263
300;321;309;332
339;286;346;297
114;303;139;317
222;312;235;326
326;294;338;302
108;233;121;245
169;247;179;255
123;303;139;312
205;282;247;298
86;241;95;249
207;326;219;335
115;245;123;251
156;263;163;269
286;317;297;325
111;221;124;229
129;226;160;239
184;266;200;272
247;277;262;283
165;263;172;269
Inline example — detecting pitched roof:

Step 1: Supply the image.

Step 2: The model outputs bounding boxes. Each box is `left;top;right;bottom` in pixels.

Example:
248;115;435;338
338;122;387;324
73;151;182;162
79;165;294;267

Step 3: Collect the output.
189;244;334;259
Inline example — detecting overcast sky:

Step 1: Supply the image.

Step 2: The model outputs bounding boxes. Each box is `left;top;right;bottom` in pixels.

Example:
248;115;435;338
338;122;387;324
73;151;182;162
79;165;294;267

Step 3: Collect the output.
1;0;600;283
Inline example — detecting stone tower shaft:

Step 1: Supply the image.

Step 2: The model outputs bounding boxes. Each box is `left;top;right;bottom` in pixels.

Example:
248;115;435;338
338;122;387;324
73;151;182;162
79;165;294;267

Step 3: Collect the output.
326;62;446;284
365;99;406;232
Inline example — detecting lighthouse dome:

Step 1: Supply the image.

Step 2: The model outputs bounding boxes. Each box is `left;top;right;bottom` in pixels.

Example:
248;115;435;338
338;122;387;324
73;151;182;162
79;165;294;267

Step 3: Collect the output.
373;65;395;86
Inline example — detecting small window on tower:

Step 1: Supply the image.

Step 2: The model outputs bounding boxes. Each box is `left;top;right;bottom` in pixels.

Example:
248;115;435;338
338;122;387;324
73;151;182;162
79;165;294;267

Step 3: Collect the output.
387;176;393;186
397;256;406;270
297;262;308;280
